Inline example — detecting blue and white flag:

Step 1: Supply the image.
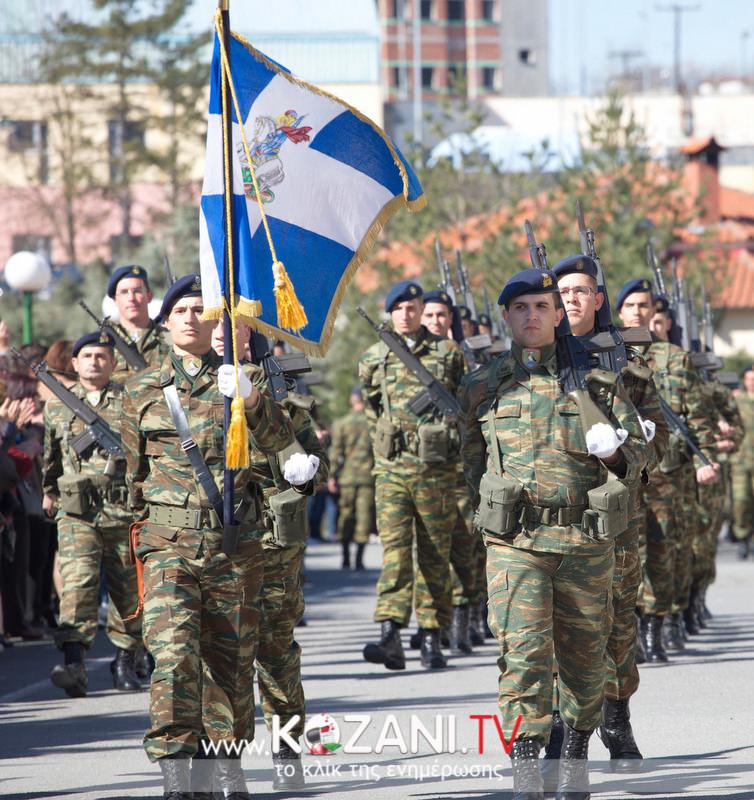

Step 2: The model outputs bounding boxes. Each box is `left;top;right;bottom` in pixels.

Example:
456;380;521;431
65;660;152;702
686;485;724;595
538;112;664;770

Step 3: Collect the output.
199;27;425;355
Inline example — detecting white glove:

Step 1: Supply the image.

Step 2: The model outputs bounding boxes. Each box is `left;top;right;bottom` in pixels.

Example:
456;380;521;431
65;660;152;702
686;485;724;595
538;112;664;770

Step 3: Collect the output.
217;364;252;399
283;452;320;486
638;416;656;443
585;423;628;459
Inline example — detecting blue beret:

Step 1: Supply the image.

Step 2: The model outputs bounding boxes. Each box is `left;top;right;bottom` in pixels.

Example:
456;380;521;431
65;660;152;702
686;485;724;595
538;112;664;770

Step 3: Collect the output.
385;280;423;312
498;268;558;307
72;330;115;357
158;273;203;321
456;305;473;321
423;289;453;309
478;313;492;327
107;264;149;298
552;254;599;280
615;278;653;310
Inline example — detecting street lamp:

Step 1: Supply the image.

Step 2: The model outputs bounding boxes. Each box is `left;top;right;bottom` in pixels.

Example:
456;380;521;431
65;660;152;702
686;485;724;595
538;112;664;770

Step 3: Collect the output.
4;251;52;344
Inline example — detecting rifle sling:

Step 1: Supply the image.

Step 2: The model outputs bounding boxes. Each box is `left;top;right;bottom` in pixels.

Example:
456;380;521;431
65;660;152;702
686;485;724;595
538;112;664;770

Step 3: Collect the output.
162;385;225;523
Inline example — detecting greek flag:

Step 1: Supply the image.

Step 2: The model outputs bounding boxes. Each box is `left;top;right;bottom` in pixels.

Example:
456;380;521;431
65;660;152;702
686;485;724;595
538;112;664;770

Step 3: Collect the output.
199;28;425;355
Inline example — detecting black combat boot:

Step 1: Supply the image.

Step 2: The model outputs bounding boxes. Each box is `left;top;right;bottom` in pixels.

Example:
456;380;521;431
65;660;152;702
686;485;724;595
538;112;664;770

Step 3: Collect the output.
737;535;750;560
111;648;141;691
363;620;406;670
693;591;708;630
555;723;592;799
409;628;423;649
540;709;564;792
158;753;191;799
135;646;155;681
598;698;643;773
449;605;473;655
682;602;700;635
664;613;686;651
50;642;88;698
701;587;712;620
510;737;544;799
354;542;366;570
419;628;447;669
214;755;250;799
272;743;305;791
468;601;484;646
341;541;350;569
640;615;668;662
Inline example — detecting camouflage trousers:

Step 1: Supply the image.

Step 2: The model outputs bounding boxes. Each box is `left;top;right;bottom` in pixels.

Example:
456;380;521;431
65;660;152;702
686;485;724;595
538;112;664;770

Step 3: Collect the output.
672;467;699;614
731;462;754;541
639;470;683;616
486;540;614;742
140;531;264;761
603;506;642;701
693;481;725;590
449;485;479;606
374;469;455;630
257;543;306;740
54;512;142;651
336;484;375;545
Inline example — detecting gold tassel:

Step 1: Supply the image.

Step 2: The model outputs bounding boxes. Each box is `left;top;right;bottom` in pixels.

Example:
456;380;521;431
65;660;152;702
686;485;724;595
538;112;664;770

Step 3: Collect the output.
273;261;308;332
225;395;250;469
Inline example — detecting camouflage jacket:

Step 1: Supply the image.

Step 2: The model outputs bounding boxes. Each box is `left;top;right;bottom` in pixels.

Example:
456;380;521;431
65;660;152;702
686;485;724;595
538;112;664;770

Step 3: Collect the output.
643;340;717;468
734;392;754;468
329;410;374;487
111;320;171;383
359;324;465;474
459;343;648;554
121;351;294;549
42;380;130;521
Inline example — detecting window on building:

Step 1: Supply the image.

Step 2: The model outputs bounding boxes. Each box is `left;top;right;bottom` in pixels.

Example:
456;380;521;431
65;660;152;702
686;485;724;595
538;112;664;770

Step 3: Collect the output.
108;119;145;182
420;0;433;20
6;120;49;184
447;0;465;22
481;0;496;21
482;67;500;91
518;48;537;66
447;63;466;91
421;66;434;89
390;0;404;19
391;66;407;93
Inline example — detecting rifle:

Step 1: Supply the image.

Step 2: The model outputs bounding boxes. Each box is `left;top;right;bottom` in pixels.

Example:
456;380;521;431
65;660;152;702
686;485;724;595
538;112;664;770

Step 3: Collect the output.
658;395;712;467
455;250;479;320
357;307;460;421
163;253;175;288
78;301;148;372
647;238;668;299
524;220;623;433
435;240;457;306
12;348;123;475
249;331;311;402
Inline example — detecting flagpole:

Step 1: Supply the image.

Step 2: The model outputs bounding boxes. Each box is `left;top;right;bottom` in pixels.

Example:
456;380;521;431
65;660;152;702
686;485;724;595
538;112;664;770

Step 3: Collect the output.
219;0;238;556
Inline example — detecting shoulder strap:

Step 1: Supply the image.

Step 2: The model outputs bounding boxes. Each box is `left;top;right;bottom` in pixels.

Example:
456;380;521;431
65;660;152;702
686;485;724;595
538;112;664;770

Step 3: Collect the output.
378;341;392;422
162;385;224;521
486;405;503;476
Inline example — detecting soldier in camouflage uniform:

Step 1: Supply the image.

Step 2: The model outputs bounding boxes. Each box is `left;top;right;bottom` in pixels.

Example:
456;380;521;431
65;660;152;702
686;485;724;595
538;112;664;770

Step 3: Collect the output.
619;285;719;657
107;265;170;383
554;259;668;775
43;331;143;697
212;319;327;792
421;289;479;653
460;268;649;799
360;280;465;671
121;276;295;800
732;366;754;559
329;387;374;570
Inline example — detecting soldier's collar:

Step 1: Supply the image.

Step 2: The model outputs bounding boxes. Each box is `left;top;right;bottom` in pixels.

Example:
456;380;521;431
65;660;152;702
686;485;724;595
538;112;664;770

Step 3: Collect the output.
512;342;557;374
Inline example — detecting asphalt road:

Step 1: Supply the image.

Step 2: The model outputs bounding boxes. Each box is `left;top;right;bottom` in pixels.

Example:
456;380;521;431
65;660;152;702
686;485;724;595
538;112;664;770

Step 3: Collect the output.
1;538;752;799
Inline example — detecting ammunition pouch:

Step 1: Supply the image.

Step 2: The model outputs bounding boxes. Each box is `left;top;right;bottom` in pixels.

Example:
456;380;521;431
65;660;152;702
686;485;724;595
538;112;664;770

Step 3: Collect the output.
417;423;452;465
57;474;96;516
374;417;401;460
475;472;523;536
582;479;629;543
267;488;308;547
659;431;687;474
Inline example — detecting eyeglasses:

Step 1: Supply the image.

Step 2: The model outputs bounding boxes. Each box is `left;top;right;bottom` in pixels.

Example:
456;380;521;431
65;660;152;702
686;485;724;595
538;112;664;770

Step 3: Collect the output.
559;286;595;298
